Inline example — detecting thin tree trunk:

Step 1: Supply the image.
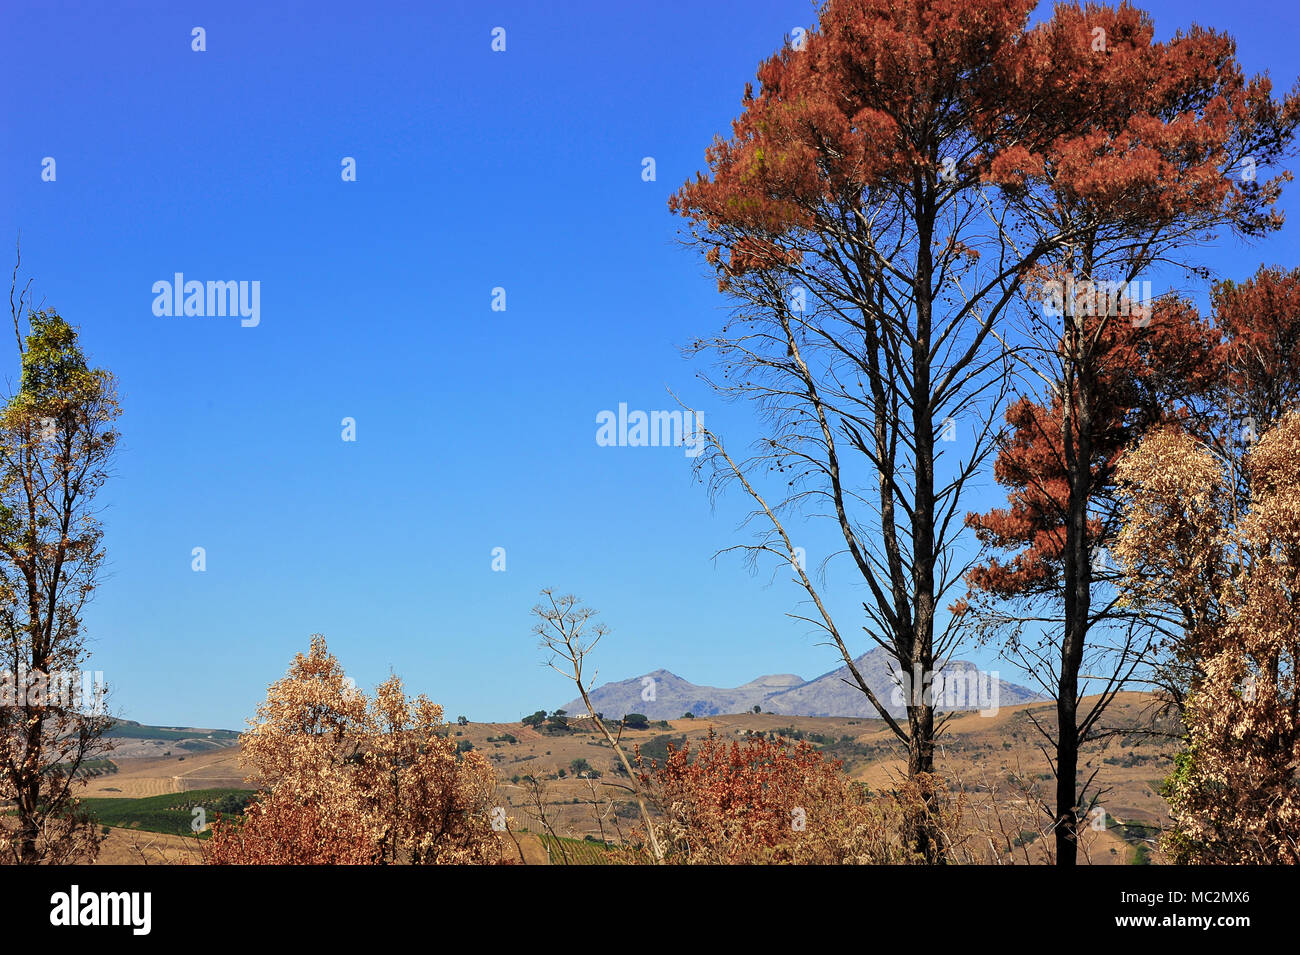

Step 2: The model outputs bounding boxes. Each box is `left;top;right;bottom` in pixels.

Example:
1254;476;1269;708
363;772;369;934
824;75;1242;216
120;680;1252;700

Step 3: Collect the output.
1057;311;1094;866
907;185;943;862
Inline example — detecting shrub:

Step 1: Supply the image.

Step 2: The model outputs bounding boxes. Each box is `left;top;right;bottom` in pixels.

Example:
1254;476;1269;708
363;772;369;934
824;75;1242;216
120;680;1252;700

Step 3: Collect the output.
633;729;947;864
203;635;503;865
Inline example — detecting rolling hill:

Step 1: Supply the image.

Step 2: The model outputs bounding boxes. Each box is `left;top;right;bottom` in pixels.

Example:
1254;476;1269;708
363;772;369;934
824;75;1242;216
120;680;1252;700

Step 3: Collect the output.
101;720;241;759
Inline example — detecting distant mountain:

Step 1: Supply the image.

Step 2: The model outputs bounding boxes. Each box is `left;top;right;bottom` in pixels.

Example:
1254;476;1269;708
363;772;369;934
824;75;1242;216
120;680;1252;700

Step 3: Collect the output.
559;647;1042;720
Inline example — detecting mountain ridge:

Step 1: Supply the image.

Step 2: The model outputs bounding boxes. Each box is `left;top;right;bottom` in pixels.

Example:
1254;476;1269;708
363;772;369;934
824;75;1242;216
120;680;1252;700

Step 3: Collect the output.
559;647;1043;720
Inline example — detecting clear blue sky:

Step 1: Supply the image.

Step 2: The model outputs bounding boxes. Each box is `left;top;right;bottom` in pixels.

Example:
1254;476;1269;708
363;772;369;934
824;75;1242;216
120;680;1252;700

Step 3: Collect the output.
2;0;1297;729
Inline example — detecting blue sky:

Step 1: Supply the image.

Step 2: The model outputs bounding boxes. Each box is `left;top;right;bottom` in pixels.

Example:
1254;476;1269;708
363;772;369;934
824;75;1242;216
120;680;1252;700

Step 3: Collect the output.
2;0;1298;729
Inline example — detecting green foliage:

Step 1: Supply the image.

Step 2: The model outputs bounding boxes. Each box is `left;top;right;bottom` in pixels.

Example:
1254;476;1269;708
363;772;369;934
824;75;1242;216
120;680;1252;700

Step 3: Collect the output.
208;792;252;816
10;311;109;413
543;710;573;734
621;713;650;730
1104;750;1155;767
522;711;547;728
1159;748;1202;865
80;789;256;838
636;734;687;765
537;833;620;865
764;727;837;748
52;758;117;780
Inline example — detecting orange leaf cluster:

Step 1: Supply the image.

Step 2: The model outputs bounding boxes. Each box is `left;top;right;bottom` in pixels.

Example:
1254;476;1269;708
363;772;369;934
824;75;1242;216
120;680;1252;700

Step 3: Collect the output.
671;0;1299;282
634;729;950;864
967;265;1300;601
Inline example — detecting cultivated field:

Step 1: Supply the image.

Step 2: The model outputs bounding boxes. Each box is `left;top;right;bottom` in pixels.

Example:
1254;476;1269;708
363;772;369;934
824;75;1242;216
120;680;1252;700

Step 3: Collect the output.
82;749;246;799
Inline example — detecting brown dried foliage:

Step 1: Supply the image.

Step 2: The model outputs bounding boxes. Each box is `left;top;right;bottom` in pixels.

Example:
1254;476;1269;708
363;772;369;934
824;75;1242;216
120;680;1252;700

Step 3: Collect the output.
204;635;507;865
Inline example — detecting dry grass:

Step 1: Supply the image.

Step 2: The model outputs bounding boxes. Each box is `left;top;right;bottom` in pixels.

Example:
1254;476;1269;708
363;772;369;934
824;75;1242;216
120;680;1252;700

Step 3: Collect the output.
82;749;246;799
64;692;1174;865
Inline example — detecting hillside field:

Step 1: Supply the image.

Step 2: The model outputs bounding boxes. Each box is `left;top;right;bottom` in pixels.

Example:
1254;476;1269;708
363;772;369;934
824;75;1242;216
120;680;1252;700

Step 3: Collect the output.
78;691;1175;864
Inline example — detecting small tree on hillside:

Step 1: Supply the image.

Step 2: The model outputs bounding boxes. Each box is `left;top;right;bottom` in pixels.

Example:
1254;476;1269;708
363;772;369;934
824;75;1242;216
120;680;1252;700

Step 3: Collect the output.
0;261;120;864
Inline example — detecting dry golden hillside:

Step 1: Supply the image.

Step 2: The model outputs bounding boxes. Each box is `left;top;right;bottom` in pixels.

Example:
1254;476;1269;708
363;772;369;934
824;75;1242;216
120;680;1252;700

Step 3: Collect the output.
79;691;1175;865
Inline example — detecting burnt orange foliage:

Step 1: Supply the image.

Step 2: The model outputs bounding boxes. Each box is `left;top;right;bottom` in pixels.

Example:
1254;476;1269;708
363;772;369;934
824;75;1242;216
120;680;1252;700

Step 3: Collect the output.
991;4;1296;235
966;264;1300;601
965;302;1214;598
1206;265;1300;434
635;730;950;864
672;0;1297;284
